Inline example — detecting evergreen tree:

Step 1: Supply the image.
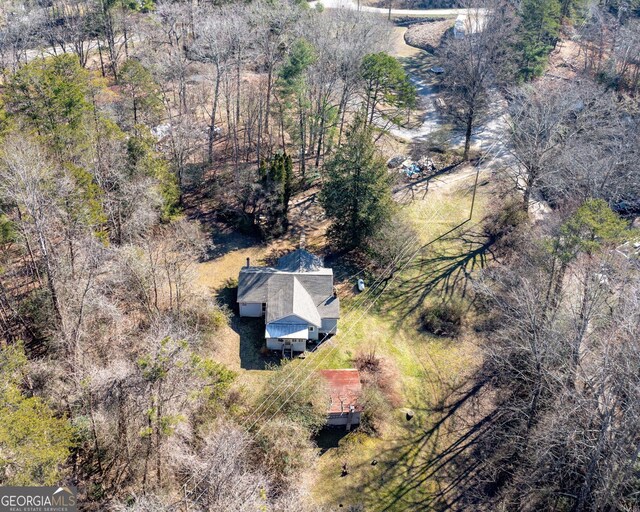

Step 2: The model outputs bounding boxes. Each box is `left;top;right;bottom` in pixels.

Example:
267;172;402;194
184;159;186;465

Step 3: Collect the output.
558;198;628;259
4;54;93;158
277;39;316;179
127;129;180;220
559;0;586;19
517;0;562;80
119;58;163;128
319;115;393;251
0;342;74;485
0;215;16;248
257;152;293;237
361;52;416;127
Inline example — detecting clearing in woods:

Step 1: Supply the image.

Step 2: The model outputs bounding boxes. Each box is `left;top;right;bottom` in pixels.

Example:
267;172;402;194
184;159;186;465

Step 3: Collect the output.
195;160;493;510
195;20;497;510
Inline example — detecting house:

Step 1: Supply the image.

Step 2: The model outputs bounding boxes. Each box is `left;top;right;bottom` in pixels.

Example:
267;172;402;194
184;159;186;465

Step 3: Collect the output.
319;369;363;431
454;11;487;39
237;249;340;353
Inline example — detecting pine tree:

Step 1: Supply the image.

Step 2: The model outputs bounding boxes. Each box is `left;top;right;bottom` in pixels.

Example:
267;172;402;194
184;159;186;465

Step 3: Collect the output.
256;153;293;237
518;0;562;80
558;198;628;258
278;39;317;179
4;54;93;158
361;52;416;127
319;115;393;251
0;342;74;485
119;58;163;129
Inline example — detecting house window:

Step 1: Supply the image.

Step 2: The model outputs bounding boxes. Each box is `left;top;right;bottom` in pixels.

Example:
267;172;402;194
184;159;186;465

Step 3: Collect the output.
309;326;315;332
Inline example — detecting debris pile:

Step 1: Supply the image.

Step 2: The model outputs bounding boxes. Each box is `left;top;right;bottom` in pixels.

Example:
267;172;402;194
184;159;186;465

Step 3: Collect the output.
387;155;407;168
388;155;438;179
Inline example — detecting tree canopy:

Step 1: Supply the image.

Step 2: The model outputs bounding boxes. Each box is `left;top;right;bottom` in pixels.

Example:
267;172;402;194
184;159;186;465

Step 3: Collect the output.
319;114;393;250
0;342;74;485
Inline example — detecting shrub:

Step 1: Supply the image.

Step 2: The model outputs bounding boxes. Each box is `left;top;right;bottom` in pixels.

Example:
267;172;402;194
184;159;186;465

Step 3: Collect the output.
0;215;16;246
359;386;389;436
353;350;400;436
482;200;528;245
353;349;400;407
420;301;465;337
182;295;231;334
366;214;418;277
0;342;74;485
253;418;317;494
225;277;239;289
259;362;328;435
18;288;56;342
209;305;232;330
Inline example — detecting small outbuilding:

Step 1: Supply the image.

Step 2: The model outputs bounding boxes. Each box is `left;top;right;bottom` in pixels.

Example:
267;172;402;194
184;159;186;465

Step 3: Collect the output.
319;369;364;431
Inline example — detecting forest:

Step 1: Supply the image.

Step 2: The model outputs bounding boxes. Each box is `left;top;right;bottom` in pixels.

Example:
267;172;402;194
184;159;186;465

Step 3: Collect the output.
0;0;639;510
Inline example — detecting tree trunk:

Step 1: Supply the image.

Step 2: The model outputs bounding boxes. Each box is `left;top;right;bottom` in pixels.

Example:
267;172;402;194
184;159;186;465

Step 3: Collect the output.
463;107;474;161
315;112;325;168
569;271;592;389
208;64;220;164
299;98;306;181
265;65;273;139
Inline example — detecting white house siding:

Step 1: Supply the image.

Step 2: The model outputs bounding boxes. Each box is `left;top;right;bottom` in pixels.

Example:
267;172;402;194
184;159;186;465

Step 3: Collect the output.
326;412;361;426
320;318;338;335
266;338;307;352
239;302;263;317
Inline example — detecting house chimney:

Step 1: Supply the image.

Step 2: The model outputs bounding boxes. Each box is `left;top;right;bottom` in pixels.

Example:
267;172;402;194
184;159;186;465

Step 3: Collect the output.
246;257;250;268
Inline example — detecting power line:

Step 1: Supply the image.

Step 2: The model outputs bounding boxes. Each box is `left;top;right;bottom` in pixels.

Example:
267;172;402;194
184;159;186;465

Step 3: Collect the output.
183;133;503;509
239;230;420;430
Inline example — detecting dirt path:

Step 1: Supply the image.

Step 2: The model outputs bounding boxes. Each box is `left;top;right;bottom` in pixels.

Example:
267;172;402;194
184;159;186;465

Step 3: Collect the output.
383;23;512;161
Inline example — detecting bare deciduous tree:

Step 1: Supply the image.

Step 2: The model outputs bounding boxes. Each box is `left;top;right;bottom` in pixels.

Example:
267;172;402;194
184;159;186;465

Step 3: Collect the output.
438;0;517;160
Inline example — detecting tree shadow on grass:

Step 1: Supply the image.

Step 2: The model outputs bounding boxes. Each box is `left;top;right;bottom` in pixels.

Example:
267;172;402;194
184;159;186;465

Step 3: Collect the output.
393;161;465;203
203;226;263;261
353;377;495;511
388;225;499;321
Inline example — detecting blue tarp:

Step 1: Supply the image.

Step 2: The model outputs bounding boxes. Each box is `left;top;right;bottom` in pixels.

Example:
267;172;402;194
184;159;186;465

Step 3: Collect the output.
403;163;421;177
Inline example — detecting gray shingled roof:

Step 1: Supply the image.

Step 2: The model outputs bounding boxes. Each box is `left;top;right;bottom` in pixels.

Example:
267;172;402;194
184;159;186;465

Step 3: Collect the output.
237;250;340;324
266;276;322;325
237;268;276;302
317;295;340;319
276;249;324;272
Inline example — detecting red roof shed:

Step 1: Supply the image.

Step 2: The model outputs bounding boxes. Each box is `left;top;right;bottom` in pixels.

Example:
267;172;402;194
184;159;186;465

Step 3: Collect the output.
319;369;364;415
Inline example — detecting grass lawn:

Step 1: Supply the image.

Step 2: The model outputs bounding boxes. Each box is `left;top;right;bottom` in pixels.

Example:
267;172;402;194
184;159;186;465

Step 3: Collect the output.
194;156;493;509
307;169;489;510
